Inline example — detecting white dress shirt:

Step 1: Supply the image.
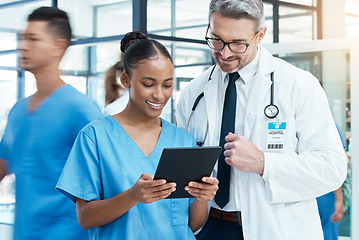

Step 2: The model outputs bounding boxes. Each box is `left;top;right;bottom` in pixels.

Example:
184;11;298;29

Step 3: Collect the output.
212;47;261;212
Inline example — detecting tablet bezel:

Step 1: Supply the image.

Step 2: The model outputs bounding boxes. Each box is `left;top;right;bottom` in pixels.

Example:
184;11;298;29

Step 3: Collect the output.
154;146;221;198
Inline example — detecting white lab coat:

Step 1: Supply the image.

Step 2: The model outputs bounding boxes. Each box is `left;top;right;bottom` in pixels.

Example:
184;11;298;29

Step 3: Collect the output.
176;46;347;240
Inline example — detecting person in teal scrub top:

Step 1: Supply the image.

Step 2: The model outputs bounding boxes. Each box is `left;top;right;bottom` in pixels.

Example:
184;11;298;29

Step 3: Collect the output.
56;32;219;240
0;7;101;240
316;125;346;240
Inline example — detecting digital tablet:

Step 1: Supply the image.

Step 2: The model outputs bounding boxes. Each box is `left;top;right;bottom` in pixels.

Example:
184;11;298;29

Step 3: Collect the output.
154;146;221;198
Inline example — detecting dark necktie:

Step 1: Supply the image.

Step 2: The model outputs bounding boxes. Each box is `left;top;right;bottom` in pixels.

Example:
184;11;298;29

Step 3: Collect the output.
215;72;239;209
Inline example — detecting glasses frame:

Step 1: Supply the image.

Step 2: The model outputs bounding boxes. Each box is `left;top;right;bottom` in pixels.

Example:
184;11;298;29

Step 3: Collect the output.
205;24;259;54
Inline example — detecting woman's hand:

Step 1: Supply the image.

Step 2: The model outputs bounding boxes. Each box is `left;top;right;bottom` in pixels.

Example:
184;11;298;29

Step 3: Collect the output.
185;177;219;202
131;173;176;204
76;172;175;229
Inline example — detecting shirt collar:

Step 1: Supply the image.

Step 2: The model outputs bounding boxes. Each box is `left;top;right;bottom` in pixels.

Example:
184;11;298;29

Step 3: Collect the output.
237;46;260;84
218;46;261;84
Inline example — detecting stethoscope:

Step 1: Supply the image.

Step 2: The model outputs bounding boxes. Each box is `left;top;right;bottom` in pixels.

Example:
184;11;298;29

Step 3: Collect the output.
186;65;279;147
264;72;279;119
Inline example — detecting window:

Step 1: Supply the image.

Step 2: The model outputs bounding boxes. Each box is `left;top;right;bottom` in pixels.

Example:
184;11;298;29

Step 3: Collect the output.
0;71;17;137
280;0;317;7
263;3;274;44
346;1;359;39
279;6;316;42
59;0;132;39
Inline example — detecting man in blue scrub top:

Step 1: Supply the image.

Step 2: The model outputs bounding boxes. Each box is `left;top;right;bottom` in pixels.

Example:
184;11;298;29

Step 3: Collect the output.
317;126;346;240
0;7;101;240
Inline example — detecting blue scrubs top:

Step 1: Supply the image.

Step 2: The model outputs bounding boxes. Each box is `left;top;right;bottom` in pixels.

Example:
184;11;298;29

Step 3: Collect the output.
0;85;101;240
57;116;197;240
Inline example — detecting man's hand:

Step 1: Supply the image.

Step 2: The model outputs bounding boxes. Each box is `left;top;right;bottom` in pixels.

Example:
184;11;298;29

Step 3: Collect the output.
223;132;265;175
332;187;344;222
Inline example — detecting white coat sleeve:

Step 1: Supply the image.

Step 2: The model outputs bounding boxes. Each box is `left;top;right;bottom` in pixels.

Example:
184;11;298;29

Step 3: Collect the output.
263;75;347;204
175;92;188;130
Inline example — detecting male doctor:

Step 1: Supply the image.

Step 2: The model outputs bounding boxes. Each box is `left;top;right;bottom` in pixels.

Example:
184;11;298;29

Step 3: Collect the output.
176;0;347;239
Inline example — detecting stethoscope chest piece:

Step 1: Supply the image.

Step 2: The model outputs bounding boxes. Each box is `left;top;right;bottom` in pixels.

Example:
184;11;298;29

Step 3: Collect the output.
264;104;279;119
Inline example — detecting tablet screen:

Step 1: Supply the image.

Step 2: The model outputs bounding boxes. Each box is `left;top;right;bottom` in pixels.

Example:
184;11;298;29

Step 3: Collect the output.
154;147;221;198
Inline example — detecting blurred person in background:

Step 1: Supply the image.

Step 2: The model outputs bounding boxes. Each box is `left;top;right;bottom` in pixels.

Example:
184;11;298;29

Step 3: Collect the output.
0;6;101;240
316;125;346;240
103;59;127;115
103;31;147;116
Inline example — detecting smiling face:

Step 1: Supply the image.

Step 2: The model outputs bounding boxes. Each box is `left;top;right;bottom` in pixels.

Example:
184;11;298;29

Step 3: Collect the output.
121;55;174;119
208;12;266;73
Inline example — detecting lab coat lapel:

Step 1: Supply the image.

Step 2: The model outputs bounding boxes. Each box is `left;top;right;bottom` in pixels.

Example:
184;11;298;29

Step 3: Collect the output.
244;46;278;140
203;68;223;145
244;70;272;140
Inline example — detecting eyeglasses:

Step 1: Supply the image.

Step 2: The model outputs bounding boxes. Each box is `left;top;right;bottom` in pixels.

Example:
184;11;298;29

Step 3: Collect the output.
205;25;259;54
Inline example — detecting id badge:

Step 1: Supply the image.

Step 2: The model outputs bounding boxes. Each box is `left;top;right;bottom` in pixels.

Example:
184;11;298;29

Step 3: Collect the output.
266;122;286;151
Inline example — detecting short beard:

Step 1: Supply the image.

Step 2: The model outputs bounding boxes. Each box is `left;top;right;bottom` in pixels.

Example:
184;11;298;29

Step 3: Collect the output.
213;52;242;73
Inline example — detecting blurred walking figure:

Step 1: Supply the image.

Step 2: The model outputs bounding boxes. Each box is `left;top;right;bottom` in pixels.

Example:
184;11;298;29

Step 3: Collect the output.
317;125;347;240
0;6;101;240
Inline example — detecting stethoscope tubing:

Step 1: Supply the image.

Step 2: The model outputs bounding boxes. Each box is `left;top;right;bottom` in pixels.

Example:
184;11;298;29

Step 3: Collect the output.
264;72;279;119
186;65;279;146
185;66;216;146
270;72;275;105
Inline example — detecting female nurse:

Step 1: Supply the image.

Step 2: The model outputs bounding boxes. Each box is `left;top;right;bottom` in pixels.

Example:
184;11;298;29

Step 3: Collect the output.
56;32;219;240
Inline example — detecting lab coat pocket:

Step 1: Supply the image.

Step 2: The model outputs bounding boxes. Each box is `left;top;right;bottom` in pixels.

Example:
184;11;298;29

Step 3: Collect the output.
170;198;190;226
278;200;321;239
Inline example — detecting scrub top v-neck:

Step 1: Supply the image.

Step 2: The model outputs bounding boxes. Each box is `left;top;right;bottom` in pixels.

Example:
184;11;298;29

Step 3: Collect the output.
57;116;197;240
112;116;164;159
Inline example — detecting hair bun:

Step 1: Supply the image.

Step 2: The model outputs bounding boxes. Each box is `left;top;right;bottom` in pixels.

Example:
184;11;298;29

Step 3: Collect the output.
120;31;148;53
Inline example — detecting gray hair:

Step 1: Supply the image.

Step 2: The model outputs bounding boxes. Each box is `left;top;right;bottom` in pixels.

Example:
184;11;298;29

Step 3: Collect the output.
209;0;265;31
